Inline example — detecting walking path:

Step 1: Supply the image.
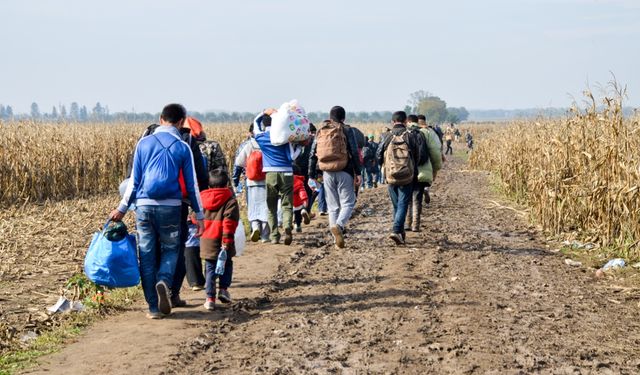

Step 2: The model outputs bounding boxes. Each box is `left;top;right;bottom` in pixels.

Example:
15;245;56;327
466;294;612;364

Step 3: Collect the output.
29;156;640;374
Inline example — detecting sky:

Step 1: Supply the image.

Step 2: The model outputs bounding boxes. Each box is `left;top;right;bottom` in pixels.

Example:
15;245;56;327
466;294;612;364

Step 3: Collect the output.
1;0;638;114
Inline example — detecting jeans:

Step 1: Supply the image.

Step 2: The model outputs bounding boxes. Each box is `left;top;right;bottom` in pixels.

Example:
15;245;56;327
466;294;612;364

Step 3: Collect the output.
365;165;377;188
323;171;356;229
184;246;205;287
387;184;412;235
317;183;327;213
135;205;182;313
266;172;294;240
205;257;233;299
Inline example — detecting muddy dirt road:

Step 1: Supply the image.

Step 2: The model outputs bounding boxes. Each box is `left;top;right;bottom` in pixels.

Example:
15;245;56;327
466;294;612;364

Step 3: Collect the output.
30;156;640;374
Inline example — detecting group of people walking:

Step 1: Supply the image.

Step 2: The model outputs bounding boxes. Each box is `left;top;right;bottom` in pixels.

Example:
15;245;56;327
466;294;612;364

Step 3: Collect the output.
109;103;448;318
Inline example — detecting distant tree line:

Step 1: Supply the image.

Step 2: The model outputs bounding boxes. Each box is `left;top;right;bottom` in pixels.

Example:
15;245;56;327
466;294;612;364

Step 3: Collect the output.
0;102;401;124
405;90;470;124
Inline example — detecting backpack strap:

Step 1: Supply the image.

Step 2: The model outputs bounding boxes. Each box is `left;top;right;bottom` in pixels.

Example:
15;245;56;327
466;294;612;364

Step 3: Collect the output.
151;134;180;150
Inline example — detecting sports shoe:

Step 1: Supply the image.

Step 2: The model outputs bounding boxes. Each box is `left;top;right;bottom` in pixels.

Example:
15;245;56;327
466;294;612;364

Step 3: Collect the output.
271;238;280;245
424;190;431;205
295;225;302;233
411;226;421;233
171;296;187;308
203;298;215;311
320;211;328;216
155;280;171;315
389;233;405;245
191;285;204;291
284;228;293;246
330;226;345;249
301;209;311;225
218;289;232;304
146;311;163;319
250;228;261;242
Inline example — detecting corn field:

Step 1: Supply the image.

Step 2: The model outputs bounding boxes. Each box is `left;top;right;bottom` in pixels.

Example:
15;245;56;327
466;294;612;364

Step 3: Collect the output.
0;122;247;207
470;88;640;257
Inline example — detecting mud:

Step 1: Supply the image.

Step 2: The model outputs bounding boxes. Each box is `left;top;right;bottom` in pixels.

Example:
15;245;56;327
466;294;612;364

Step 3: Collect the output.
27;156;640;374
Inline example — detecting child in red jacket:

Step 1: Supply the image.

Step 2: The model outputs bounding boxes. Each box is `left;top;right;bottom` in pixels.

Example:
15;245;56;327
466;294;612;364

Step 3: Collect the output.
199;170;239;311
293;175;310;232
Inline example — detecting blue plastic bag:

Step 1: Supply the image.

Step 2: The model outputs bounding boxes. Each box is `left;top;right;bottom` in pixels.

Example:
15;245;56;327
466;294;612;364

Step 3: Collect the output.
84;221;140;288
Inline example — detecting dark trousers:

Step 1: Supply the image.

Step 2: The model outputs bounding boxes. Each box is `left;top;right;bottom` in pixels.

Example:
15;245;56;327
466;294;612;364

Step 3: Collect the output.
185;246;205;287
445;140;453;155
205;257;233;299
388;184;413;235
171;204;189;298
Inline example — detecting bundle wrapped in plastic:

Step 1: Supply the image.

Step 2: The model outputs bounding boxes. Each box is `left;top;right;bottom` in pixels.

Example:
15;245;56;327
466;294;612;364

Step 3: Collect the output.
269;99;312;145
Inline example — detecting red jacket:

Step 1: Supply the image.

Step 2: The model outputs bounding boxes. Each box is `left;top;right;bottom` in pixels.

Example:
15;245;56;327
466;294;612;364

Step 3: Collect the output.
293;175;308;208
200;188;239;260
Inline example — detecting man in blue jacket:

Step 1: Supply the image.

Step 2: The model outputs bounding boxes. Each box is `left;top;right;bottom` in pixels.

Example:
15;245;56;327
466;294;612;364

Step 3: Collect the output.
254;112;300;245
110;103;204;319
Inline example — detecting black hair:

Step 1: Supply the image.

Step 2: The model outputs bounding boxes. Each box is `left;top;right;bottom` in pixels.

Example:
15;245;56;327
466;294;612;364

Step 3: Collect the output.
262;114;272;127
329;106;346;122
392;111;407;123
160;103;187;124
417;114;426;121
248;123;254;133
309;123;316;133
208;168;229;188
407;114;419;123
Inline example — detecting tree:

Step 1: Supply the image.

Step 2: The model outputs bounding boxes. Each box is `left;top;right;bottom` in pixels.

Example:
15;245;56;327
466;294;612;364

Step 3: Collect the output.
70;102;80;120
406;90;433;114
5;105;13;118
79;105;88;121
0;104;5;119
59;105;67;119
446;107;469;124
31;102;40;119
92;102;104;120
417;96;448;124
51;106;58;119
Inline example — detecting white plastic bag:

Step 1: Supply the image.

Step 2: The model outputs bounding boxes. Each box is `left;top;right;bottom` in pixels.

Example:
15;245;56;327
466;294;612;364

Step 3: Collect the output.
270;99;311;145
234;221;246;256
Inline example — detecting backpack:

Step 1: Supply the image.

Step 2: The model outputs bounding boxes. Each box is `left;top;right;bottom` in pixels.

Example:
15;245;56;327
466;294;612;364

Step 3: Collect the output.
316;121;348;172
245;140;266;181
362;145;374;162
384;130;414;186
199;140;228;174
142;135;181;199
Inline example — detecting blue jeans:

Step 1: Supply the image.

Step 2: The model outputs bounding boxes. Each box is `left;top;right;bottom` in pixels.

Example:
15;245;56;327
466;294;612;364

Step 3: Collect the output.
135;205;182;313
317;183;327;213
205;257;233;299
388;184;412;234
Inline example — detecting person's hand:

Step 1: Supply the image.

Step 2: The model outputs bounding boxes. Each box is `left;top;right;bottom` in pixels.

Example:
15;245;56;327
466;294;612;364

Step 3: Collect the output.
109;209;125;222
355;175;362;187
195;219;205;237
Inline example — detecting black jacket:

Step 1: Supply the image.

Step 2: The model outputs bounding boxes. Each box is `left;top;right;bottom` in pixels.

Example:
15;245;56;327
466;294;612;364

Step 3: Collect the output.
376;124;427;175
308;121;362;179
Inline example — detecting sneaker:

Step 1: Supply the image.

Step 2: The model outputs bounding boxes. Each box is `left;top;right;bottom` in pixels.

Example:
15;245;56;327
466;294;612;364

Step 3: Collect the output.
203;298;215;311
284;228;293;246
389;233;405;245
320;211;328;216
218;289;232;304
191;285;204;291
271;238;280;245
424;190;431;205
411;226;421;233
295;225;302;233
170;296;187;308
146;311;163;319
250;228;261;242
330;226;345;249
301;209;311;225
309;212;316;219
261;239;269;243
155;280;172;315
